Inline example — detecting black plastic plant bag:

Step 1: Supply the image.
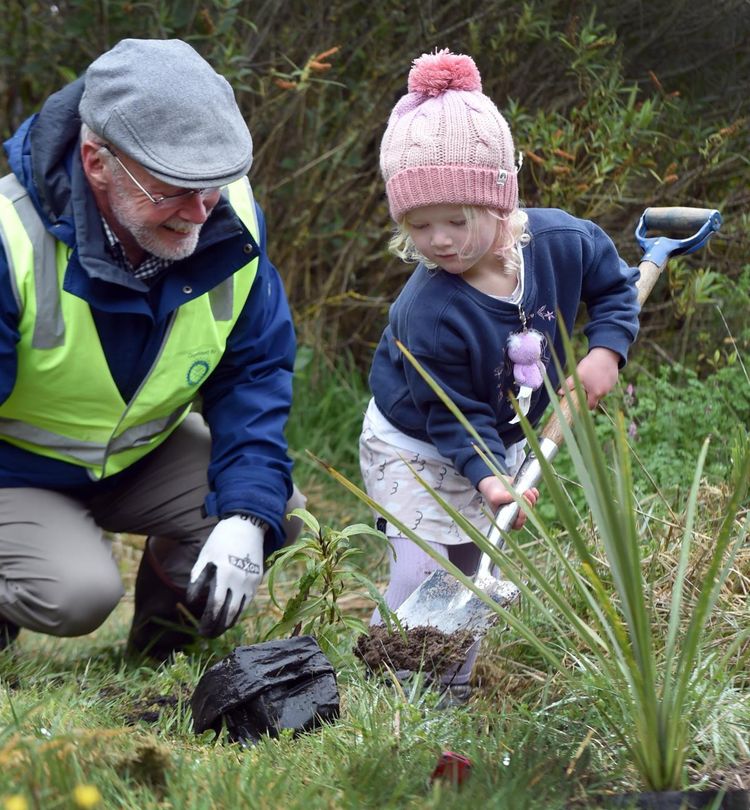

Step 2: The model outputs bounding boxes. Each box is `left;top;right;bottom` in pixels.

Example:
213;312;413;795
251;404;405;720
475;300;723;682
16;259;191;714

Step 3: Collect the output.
191;635;340;745
603;788;749;809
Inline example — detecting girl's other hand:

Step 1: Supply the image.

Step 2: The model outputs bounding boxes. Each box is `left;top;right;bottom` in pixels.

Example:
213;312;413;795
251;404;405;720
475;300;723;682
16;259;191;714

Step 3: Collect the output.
477;475;539;529
560;347;620;409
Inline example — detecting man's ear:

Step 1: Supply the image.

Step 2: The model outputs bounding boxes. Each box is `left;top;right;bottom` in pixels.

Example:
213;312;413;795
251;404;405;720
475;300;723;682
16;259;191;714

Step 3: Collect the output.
80;140;109;192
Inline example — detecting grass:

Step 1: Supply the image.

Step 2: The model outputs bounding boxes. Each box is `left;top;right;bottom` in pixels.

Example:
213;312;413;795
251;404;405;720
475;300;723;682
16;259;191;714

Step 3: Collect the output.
0;637;627;809
3;517;748;809
0;611;590;808
1;356;749;808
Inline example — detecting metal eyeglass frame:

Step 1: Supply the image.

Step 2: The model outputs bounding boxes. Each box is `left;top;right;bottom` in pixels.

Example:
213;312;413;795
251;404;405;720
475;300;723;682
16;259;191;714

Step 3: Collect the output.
102;145;219;206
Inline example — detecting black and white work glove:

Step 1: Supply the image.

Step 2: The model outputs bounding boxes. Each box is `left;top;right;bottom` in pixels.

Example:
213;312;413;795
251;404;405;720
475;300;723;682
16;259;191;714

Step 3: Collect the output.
186;514;266;637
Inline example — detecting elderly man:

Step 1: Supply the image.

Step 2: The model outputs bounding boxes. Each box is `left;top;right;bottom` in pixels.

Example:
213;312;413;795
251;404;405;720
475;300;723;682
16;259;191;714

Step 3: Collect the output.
0;39;303;659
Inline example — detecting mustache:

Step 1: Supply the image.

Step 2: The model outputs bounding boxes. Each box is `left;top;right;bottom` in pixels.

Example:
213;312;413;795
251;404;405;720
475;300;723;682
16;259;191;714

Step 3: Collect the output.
163;219;200;234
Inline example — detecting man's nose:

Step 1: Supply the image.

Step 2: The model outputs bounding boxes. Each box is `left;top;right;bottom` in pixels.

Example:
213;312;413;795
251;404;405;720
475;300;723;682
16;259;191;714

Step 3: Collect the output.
177;192;214;223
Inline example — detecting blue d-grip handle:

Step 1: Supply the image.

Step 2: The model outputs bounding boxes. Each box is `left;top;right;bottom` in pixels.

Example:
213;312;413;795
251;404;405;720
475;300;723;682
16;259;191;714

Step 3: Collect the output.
636;206;722;266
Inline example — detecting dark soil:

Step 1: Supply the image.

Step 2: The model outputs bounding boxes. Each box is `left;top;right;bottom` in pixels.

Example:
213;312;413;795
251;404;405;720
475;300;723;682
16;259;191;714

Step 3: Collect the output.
354;624;475;678
98;684;191;726
123;692;183;725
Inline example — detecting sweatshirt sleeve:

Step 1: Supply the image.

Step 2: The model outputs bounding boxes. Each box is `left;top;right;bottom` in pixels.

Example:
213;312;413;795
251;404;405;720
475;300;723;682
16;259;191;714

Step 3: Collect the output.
395;293;512;486
580;221;640;364
404;348;510;486
0;241;20;403
200;204;296;551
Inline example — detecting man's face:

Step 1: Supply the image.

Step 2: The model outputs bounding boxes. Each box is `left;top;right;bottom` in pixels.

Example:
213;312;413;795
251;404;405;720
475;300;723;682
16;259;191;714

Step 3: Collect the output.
105;151;221;261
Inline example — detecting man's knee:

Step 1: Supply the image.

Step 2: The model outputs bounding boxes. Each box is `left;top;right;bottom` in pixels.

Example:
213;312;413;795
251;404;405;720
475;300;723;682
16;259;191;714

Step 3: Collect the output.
8;567;125;637
51;570;124;636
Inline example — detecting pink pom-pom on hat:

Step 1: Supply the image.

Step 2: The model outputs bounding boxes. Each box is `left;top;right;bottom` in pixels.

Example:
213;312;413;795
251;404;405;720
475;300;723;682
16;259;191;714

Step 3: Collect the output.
380;49;518;221
408;49;482;96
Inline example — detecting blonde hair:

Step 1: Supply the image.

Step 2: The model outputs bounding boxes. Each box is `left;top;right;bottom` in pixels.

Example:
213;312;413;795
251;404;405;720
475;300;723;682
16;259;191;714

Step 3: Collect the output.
389;206;530;276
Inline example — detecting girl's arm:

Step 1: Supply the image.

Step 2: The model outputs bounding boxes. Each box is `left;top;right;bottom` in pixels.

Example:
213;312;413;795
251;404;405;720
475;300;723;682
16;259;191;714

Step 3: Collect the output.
561;346;621;409
478;474;539;528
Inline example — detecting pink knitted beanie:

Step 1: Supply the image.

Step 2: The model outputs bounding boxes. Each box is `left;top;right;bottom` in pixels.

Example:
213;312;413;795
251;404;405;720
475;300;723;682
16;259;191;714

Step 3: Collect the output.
380;49;518;221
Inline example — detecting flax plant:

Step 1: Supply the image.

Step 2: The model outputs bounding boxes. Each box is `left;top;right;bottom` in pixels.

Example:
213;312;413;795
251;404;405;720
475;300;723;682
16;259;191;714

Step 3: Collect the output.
325;337;750;792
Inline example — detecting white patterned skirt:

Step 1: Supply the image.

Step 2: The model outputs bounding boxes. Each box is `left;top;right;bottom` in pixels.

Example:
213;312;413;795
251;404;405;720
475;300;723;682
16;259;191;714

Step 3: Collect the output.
359;410;525;546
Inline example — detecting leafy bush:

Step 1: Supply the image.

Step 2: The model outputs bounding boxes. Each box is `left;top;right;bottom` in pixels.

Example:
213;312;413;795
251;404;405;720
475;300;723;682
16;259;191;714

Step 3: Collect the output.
1;0;747;365
526;360;749;529
623;364;750;487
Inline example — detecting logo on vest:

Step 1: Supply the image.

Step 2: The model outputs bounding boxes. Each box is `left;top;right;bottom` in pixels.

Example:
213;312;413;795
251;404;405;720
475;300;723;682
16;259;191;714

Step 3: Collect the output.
186;359;211;386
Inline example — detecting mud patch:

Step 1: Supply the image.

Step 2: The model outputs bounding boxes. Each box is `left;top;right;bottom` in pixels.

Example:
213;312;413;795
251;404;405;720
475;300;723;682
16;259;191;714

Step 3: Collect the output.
124;692;184;725
98;684;191;726
354;625;475;678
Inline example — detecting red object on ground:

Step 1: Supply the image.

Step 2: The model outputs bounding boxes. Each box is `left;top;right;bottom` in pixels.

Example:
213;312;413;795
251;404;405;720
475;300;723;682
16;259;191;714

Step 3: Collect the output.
430;751;472;786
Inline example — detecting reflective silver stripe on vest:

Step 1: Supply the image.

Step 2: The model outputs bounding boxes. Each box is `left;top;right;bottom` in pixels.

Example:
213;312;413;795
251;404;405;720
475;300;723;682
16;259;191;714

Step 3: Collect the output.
206;182;257;322
0;403;188;466
206;184;240;322
209;277;233;321
0;176;21;311
0;174;64;349
0;417;106;464
107;405;189;454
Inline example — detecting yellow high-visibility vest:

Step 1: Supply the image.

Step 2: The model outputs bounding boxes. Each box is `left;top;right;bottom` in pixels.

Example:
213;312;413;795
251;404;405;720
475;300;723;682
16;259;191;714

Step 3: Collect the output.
0;173;259;479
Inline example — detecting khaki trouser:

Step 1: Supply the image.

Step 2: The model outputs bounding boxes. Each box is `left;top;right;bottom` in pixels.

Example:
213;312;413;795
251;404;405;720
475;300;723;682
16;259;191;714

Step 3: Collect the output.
0;413;305;637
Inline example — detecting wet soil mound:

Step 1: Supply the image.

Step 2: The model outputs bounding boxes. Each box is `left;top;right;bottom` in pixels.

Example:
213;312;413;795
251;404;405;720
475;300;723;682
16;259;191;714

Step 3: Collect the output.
354;625;475;677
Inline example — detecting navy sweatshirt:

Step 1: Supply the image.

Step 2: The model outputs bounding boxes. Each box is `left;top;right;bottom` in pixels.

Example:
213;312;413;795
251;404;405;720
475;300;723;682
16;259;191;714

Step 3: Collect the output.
369;208;640;486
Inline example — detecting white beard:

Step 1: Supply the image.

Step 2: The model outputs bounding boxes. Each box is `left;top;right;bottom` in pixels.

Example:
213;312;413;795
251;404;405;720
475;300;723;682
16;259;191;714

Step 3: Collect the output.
108;181;203;261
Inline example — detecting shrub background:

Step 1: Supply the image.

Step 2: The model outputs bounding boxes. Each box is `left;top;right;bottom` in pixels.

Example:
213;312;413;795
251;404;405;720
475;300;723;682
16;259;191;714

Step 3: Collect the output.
1;0;747;369
1;0;748;503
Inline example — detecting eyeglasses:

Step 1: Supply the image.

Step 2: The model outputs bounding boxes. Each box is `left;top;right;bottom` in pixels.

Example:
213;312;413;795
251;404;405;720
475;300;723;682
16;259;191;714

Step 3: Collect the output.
103;145;220;206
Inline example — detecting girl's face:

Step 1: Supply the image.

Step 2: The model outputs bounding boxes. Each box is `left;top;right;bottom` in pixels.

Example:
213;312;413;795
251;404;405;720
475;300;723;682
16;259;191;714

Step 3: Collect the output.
404;204;499;278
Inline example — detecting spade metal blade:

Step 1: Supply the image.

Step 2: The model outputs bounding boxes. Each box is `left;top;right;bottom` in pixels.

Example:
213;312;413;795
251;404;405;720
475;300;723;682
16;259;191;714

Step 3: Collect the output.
394;569;520;637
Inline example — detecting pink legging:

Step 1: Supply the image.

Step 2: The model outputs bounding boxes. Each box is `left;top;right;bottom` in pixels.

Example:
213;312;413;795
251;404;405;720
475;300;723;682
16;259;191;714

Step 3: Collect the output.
371;535;481;686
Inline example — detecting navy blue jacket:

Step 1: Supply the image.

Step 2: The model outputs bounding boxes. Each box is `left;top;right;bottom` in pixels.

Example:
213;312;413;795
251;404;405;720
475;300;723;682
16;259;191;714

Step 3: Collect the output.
370;209;640;486
0;78;296;549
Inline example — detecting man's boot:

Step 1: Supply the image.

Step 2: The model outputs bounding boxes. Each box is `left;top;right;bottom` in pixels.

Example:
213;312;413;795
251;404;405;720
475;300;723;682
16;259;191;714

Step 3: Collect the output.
0;619;19;651
126;538;202;662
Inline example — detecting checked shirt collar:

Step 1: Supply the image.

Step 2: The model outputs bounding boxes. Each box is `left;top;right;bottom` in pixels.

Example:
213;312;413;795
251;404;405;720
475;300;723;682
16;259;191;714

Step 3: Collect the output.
100;217;173;282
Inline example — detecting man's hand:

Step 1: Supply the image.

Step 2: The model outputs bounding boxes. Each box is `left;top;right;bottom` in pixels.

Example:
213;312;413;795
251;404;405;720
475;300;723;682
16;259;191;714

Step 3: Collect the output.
560;347;621;410
186;515;266;637
478;475;539;529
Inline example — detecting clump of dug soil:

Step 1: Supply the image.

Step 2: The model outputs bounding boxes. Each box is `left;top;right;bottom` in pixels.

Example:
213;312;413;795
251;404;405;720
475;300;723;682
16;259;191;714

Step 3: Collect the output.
354;625;475;678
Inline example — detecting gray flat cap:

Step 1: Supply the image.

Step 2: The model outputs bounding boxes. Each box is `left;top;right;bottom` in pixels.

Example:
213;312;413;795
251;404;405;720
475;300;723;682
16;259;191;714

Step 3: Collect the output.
79;38;253;188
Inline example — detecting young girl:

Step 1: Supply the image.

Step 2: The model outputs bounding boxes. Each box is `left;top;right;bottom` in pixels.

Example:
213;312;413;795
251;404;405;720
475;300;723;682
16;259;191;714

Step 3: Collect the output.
360;49;640;701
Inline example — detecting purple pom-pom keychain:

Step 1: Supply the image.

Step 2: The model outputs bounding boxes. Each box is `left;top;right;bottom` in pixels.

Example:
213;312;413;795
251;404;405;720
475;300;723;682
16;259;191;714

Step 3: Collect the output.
506;328;545;423
507;329;545;389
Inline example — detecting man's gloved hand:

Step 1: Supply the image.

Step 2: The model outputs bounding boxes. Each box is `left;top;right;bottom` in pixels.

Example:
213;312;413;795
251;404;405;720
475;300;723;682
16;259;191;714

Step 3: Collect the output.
186;515;266;637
